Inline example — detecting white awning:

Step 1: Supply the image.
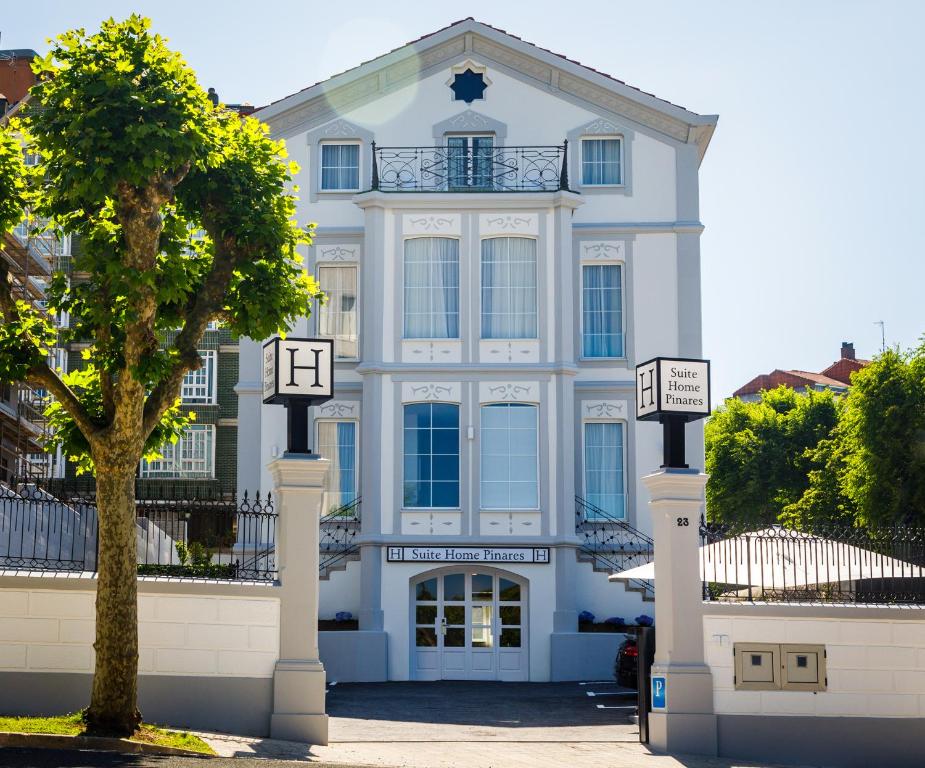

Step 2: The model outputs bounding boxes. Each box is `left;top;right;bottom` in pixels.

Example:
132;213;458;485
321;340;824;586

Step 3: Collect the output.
608;528;925;588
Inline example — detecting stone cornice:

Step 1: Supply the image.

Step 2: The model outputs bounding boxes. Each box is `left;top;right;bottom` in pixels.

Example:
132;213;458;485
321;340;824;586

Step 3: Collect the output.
352;190;583;211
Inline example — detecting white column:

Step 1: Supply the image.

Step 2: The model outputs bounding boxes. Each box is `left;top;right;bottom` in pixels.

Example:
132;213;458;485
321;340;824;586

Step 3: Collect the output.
268;454;330;745
643;468;717;756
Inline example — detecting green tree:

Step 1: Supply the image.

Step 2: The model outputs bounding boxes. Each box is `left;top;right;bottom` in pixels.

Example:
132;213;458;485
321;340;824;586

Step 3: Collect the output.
705;386;839;527
821;344;925;527
0;16;323;735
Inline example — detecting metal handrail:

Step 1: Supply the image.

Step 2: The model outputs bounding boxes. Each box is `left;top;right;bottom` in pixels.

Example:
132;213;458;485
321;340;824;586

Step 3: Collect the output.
319;496;362;574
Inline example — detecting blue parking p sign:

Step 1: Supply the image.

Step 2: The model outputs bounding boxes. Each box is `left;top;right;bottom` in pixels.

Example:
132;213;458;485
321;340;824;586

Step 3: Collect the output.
652;676;667;710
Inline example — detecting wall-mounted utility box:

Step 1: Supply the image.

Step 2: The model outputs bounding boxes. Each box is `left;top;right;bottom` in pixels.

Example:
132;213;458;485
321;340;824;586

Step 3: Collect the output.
733;643;826;692
733;643;781;690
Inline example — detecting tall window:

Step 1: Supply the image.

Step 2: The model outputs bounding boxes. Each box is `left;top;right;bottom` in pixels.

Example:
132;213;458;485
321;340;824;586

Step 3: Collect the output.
447;135;493;189
320;142;360;191
583;422;625;519
317;421;357;511
180;351;216;404
481;237;537;339
404;238;459;339
581;138;622;186
480;403;538;509
319;265;358;359
403;403;459;508
140;424;215;478
582;264;624;358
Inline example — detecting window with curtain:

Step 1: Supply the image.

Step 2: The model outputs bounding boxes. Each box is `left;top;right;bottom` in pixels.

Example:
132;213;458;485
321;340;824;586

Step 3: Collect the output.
581;138;622;185
403;403;459;508
446;135;493;189
317;421;357;511
140;424;214;478
583;421;625;519
481;237;537;339
480;403;538;509
320;142;360;191
582;264;624;358
403;238;459;339
318;265;358;359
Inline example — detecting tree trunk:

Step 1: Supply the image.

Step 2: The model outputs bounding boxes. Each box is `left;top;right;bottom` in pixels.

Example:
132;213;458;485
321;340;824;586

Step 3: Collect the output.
84;460;141;736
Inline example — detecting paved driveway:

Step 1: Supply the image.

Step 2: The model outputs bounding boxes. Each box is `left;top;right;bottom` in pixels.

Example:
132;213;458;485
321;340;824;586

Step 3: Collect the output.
326;680;639;743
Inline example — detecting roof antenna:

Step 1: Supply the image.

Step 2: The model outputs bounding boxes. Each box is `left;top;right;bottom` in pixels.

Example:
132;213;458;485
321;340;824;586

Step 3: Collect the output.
874;320;885;354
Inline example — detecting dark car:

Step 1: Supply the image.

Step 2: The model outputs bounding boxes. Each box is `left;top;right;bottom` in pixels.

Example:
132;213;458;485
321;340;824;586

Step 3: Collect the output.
614;635;638;688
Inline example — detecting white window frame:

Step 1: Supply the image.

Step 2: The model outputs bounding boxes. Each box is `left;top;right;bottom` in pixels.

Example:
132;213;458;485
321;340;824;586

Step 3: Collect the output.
579;262;625;360
317;263;360;360
140;424;216;479
581;419;627;520
480;236;539;341
479;402;540;511
319;140;362;193
580;136;624;187
402;235;461;341
316;418;360;511
180;350;217;405
402;401;461;511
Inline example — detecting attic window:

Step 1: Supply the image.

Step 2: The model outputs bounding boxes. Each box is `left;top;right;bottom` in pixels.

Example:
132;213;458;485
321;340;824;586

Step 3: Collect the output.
450;69;487;104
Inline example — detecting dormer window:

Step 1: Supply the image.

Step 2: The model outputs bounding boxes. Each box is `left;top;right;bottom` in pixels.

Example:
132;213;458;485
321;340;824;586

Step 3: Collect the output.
581;137;622;186
320;141;360;191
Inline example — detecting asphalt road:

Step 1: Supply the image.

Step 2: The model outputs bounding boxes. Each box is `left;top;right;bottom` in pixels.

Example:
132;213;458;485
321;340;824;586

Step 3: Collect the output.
0;748;362;768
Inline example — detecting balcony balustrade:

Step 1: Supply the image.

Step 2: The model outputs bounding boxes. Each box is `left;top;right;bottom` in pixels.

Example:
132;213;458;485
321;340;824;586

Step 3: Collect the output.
371;141;570;193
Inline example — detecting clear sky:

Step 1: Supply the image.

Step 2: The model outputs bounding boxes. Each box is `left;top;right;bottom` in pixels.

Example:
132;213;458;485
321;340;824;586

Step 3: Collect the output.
2;0;923;401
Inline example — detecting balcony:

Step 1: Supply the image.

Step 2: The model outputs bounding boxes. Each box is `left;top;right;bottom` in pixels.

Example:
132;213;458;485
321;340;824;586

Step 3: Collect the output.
371;141;570;193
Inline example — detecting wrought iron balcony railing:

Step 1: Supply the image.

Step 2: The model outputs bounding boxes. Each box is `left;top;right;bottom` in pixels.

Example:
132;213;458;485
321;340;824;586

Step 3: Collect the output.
371;141;570;193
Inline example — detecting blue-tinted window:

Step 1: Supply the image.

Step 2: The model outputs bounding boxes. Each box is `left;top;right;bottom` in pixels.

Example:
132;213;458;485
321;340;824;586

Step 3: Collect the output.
581;138;622;185
403;403;459;508
582;264;624;358
321;143;360;190
480;403;538;509
583;422;625;519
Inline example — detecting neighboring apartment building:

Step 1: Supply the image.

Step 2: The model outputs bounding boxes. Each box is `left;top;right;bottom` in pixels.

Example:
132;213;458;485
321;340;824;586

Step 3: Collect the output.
0;49;69;483
238;19;717;681
733;342;870;402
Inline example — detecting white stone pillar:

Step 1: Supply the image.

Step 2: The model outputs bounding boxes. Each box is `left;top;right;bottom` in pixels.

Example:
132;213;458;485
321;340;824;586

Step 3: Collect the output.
268;454;330;745
643;468;717;756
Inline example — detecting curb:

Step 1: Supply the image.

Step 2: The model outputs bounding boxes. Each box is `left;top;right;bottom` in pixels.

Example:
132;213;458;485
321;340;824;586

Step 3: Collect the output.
0;731;214;757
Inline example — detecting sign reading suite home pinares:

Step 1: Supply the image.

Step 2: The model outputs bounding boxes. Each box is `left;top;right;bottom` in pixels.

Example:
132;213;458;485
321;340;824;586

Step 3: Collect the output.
387;547;551;564
636;357;711;421
263;337;334;405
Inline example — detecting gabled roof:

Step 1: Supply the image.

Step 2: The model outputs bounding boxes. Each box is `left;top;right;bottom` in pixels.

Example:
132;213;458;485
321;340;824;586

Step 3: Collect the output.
255;18;718;161
733;369;849;399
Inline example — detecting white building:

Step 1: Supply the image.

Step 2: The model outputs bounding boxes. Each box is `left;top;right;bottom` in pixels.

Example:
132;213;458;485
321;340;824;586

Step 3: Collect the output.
236;19;717;682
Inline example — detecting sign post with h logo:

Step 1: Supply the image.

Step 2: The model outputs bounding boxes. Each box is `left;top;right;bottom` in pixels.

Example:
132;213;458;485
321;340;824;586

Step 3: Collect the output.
635;357;717;756
263;337;335;744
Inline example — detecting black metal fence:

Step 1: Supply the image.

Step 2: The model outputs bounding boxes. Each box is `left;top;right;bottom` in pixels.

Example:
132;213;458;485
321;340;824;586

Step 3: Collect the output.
0;481;276;581
575;496;654;600
372;142;569;193
701;521;925;604
319;497;361;577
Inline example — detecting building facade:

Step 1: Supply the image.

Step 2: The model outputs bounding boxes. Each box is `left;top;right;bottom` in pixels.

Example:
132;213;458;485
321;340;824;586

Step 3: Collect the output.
237;19;717;681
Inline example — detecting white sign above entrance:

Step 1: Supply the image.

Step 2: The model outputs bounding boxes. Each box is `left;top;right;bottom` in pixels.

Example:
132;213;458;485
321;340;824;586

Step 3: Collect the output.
636;357;710;422
262;337;334;405
387;546;550;564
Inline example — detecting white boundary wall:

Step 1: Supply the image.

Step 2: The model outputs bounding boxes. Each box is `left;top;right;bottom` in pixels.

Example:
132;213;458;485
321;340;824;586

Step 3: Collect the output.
0;582;279;678
704;607;925;718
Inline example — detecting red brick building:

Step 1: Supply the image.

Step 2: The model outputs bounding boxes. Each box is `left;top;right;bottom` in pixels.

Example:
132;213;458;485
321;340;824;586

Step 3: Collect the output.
733;342;870;401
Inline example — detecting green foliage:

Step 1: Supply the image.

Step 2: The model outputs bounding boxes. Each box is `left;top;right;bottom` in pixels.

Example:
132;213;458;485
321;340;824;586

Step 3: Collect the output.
0;127;32;234
705;386;839;526
28;15;213;220
0;14;324;473
709;342;925;529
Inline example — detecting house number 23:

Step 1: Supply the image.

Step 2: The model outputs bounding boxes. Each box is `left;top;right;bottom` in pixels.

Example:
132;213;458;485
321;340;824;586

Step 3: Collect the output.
676;517;689;527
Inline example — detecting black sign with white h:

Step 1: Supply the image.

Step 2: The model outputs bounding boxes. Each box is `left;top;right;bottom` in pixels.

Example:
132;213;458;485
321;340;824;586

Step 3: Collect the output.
262;337;334;454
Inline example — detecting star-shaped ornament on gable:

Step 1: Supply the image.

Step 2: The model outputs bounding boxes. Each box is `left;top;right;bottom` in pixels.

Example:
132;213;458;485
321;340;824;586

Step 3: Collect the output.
450;69;487;104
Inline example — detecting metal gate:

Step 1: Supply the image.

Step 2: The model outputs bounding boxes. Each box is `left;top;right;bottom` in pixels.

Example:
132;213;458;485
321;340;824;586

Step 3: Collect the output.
636;626;655;743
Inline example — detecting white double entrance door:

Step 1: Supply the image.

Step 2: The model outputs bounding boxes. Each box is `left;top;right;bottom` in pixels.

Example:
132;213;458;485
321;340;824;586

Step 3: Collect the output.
413;570;527;681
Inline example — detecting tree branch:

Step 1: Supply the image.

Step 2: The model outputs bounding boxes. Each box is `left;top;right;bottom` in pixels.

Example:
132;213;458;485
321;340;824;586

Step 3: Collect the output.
141;230;243;437
0;262;102;441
